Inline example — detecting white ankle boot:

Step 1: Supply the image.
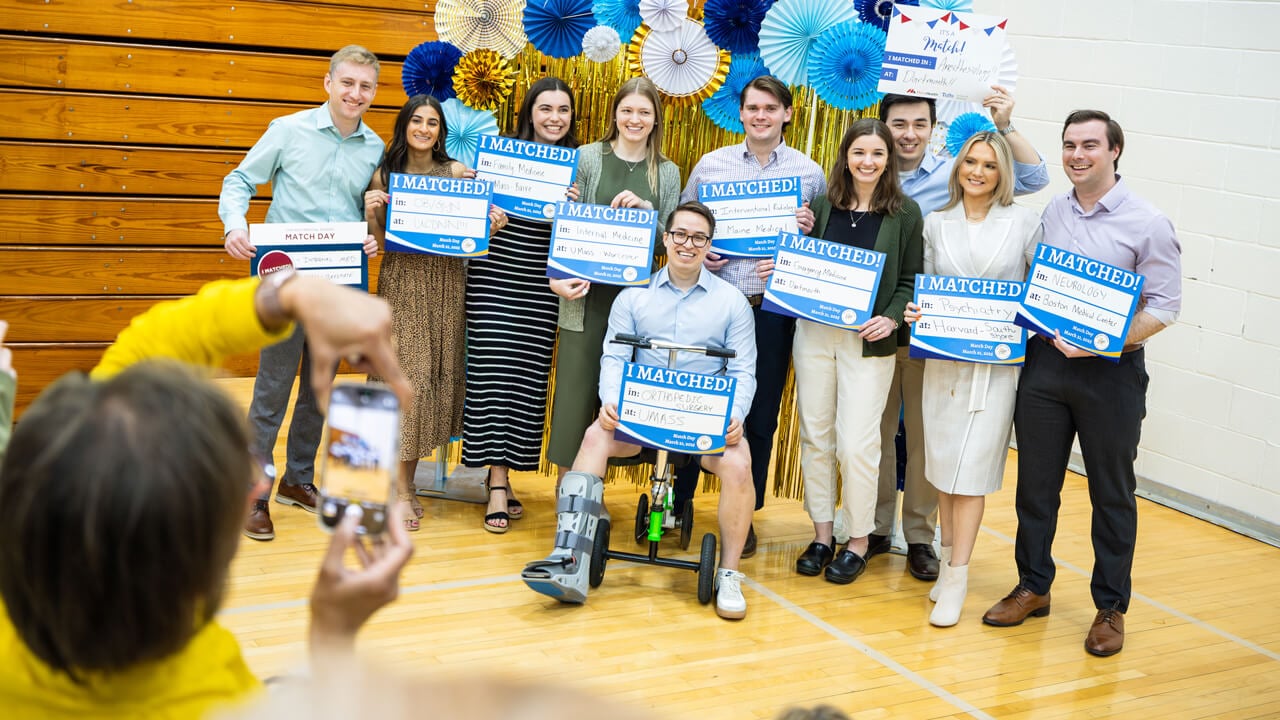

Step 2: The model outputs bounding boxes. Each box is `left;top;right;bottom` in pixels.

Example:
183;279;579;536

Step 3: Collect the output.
929;563;969;627
929;546;953;602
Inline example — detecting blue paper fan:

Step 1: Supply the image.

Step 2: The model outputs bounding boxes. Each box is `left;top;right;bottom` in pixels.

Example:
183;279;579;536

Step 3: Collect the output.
854;0;895;31
701;52;771;133
524;0;596;59
758;0;851;87
402;41;464;101
593;0;643;41
921;0;973;12
809;21;886;112
703;0;776;55
945;111;996;157
442;98;499;168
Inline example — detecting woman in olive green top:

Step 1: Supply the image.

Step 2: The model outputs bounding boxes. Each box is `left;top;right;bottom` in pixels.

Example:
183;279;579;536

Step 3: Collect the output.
545;77;681;475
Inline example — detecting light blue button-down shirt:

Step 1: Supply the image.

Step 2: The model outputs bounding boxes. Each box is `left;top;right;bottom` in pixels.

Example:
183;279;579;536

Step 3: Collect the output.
599;266;758;422
218;104;384;233
902;152;1050;217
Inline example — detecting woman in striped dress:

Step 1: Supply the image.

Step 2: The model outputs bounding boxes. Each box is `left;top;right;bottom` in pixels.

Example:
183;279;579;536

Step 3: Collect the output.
463;77;579;533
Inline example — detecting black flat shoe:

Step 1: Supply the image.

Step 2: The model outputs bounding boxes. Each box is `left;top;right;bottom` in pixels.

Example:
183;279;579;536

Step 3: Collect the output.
864;533;892;560
795;541;834;576
824;549;867;585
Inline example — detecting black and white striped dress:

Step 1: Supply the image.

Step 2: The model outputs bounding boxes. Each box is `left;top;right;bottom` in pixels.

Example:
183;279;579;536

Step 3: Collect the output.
461;214;560;470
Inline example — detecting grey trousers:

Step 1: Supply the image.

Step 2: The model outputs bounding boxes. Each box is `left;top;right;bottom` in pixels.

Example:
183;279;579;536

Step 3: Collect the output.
249;324;330;499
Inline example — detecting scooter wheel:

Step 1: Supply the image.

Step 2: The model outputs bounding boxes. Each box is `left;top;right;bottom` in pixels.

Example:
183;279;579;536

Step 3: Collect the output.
697;532;717;605
634;494;649;544
589;518;610;588
679;499;694;551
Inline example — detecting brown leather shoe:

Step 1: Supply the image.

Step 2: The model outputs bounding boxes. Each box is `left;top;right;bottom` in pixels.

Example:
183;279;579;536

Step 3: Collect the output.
244;499;274;541
275;482;319;513
982;584;1051;626
1085;608;1125;657
907;543;939;581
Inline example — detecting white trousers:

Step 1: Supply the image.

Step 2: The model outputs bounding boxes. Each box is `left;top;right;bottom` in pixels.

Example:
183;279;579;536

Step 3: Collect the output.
793;320;896;538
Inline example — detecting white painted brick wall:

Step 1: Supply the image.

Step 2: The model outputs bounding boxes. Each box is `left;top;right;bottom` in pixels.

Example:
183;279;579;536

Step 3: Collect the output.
980;0;1280;531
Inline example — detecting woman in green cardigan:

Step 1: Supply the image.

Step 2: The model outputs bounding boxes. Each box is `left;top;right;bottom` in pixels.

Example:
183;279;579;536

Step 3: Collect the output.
545;77;681;477
789;118;924;584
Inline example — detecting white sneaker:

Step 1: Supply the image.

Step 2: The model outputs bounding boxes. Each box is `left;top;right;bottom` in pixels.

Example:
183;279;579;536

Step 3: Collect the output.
715;568;747;620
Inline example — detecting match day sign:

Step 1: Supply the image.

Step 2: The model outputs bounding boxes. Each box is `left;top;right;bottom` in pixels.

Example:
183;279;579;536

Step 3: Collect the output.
250;221;368;290
614;362;737;456
384;173;493;257
1015;243;1144;361
909;274;1026;365
474;135;578;221
546;201;657;286
763;232;886;330
698;176;801;257
877;6;1009;103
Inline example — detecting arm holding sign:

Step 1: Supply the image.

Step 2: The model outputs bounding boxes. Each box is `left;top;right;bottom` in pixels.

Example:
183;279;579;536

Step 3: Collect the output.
982;86;1050;195
219;121;290;259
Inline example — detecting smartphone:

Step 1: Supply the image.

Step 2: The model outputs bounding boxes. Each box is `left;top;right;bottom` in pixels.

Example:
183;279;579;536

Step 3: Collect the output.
318;382;400;535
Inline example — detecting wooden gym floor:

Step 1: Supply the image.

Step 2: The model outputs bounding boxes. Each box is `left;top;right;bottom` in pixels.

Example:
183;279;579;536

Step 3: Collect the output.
217;378;1280;719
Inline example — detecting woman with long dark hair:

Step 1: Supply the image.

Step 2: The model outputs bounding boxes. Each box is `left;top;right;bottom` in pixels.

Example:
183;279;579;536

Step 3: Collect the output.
364;94;507;531
791;119;923;585
463;77;580;533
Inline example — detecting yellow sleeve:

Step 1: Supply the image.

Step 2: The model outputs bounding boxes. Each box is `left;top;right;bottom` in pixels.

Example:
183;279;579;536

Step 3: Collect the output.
91;277;294;380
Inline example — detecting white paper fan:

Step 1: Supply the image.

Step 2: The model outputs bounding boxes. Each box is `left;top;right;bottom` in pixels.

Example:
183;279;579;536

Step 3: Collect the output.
638;19;726;98
638;0;688;33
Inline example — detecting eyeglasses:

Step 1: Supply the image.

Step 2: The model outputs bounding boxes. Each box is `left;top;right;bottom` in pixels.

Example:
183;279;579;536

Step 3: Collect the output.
667;229;711;248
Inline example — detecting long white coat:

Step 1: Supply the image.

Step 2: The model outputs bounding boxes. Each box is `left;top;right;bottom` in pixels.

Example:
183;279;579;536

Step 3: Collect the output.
921;201;1042;495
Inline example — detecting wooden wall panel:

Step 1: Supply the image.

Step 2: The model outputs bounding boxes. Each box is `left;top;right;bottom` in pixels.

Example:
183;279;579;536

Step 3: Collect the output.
4;0;433;55
0;196;268;246
0;142;250;196
0;248;242;295
2;88;399;148
0;297;169;342
0;35;407;108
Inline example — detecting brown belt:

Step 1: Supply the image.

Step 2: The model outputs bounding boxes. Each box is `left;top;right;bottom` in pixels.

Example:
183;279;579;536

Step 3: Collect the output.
746;294;764;308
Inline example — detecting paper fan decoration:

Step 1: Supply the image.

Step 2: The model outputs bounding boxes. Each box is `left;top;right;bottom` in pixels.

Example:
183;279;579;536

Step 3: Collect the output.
594;0;643;40
933;98;983;158
808;21;885;111
701;52;770;133
434;0;529;58
522;0;595;58
991;40;1018;95
945;111;996;157
402;41;464;101
758;0;851;87
639;0;689;33
854;0;895;31
702;0;776;55
921;0;973;11
441;98;499;167
452;49;517;110
627;19;730;105
582;25;623;61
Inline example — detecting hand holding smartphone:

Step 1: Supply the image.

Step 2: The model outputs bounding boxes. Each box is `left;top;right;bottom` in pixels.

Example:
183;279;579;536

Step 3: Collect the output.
318;382;400;535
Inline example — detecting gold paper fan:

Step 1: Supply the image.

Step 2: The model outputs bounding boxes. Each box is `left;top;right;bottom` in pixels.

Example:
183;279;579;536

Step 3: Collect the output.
453;49;517;110
626;18;729;107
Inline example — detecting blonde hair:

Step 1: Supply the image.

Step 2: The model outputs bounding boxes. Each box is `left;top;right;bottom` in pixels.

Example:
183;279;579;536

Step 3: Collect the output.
943;131;1015;211
600;77;667;196
330;45;380;78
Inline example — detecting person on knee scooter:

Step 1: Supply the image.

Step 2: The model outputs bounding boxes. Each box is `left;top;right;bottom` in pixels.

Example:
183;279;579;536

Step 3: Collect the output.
522;202;757;620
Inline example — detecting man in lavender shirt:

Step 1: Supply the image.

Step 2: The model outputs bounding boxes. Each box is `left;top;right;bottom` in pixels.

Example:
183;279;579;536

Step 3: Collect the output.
982;110;1182;658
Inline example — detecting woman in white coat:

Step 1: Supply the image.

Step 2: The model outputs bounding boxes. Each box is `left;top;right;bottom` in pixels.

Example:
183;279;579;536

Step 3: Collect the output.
905;131;1042;626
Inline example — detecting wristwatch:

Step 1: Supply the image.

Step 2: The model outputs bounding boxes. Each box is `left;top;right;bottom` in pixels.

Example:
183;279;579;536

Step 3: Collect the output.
256;267;298;331
998;123;1016;136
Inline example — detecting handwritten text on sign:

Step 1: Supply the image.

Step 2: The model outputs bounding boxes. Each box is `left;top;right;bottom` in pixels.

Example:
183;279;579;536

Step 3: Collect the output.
547;201;657;286
474;135;578;221
250;221;368;290
614;362;737;455
699;176;801;257
1015;243;1144;361
909;274;1026;364
877;6;1009;102
762;232;886;330
385;173;493;257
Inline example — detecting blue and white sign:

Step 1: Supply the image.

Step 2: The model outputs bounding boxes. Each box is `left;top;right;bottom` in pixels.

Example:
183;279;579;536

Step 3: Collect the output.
547;201;657;286
698;176;801;257
877;6;1010;102
1016;243;1145;362
909;274;1026;364
762;232;887;330
473;135;578;221
250;221;368;290
384;173;493;257
614;362;737;456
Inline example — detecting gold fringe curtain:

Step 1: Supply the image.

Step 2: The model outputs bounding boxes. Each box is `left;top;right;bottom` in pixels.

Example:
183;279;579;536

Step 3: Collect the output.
495;43;876;498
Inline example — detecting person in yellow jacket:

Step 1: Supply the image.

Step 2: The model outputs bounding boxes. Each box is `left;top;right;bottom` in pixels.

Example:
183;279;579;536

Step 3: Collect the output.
0;273;412;719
